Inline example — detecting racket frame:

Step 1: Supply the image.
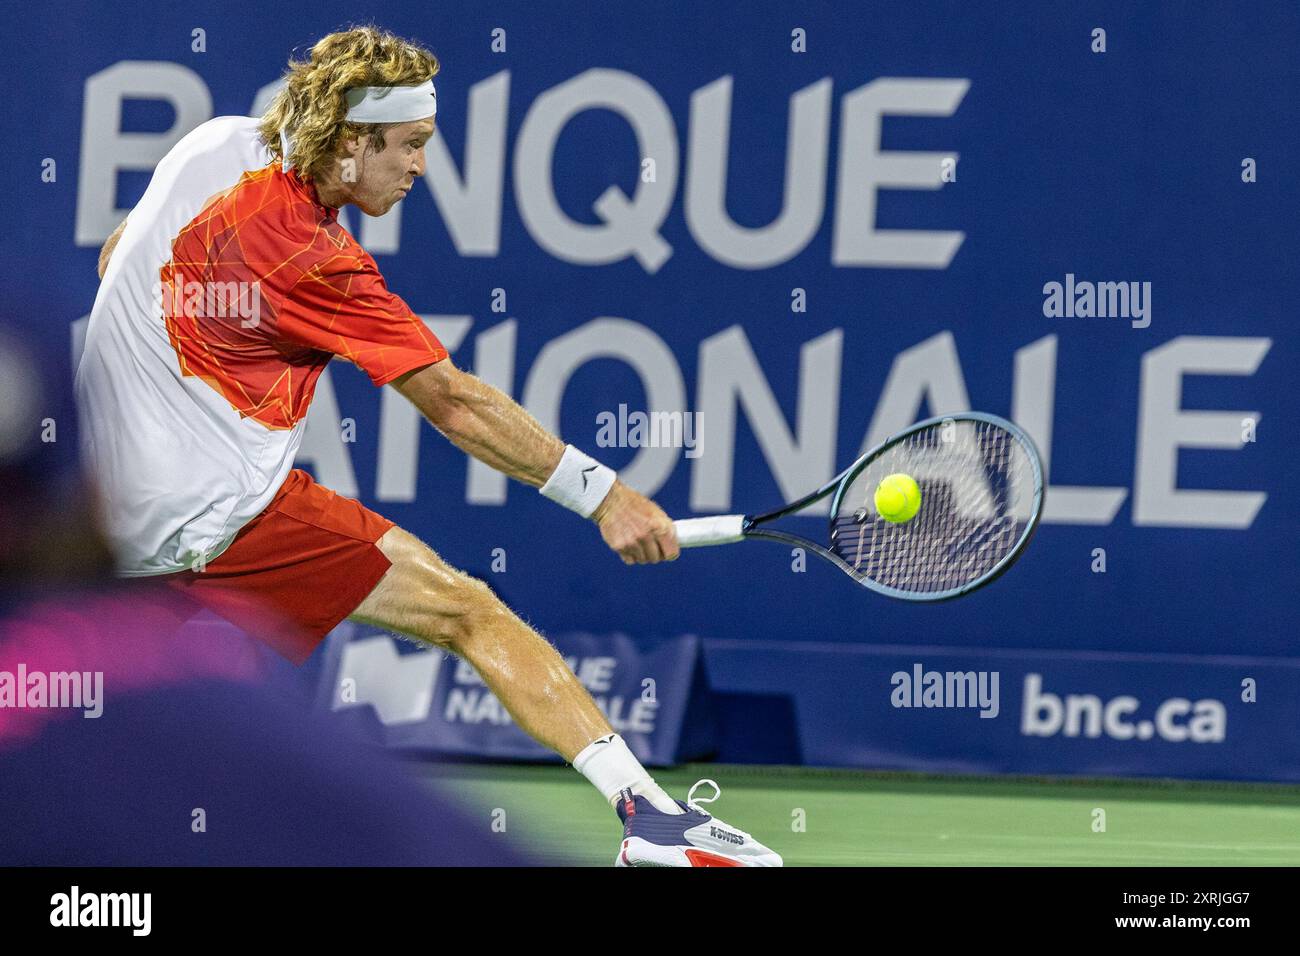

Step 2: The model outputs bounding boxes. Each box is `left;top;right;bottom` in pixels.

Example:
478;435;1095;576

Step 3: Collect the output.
740;411;1045;602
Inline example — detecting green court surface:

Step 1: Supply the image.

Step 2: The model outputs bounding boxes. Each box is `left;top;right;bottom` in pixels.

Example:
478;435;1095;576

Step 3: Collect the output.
420;762;1300;866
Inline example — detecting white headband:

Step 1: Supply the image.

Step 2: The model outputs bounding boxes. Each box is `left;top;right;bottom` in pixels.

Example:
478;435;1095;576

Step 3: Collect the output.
280;80;437;171
344;80;437;123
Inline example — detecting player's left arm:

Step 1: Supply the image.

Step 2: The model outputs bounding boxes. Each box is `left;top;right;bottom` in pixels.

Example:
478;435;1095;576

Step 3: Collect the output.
392;360;679;564
97;217;129;279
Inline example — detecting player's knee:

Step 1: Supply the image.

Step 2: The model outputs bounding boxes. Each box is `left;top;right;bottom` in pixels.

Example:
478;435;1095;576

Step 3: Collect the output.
430;573;509;651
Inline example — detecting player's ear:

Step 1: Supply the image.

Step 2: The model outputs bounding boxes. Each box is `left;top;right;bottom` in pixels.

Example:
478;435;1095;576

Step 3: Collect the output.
337;133;364;159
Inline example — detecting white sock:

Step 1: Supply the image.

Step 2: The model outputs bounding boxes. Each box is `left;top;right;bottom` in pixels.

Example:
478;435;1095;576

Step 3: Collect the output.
572;733;684;814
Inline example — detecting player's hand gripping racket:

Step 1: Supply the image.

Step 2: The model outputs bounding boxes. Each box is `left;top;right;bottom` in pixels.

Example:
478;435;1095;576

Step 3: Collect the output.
673;412;1045;601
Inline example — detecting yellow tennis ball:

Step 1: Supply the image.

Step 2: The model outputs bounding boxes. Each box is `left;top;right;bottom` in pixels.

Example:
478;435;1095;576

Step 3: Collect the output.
874;473;921;523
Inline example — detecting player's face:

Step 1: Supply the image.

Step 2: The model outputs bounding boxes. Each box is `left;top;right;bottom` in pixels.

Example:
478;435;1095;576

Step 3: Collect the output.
349;117;435;216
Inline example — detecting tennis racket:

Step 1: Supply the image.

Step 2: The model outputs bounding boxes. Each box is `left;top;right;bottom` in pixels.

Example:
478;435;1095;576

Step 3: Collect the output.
672;412;1045;601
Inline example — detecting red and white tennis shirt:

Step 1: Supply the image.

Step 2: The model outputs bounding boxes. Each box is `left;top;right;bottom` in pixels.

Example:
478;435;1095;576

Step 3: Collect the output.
77;116;447;575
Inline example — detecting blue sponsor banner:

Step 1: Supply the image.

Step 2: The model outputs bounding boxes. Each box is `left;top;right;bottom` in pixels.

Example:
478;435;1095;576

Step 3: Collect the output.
703;642;1300;782
7;2;1298;779
314;625;715;766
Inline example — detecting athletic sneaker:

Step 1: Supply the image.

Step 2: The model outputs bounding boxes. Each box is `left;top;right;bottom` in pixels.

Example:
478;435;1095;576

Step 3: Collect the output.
614;778;783;867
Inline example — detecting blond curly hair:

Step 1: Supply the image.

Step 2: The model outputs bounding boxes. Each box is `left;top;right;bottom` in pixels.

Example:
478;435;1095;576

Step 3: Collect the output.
258;26;440;181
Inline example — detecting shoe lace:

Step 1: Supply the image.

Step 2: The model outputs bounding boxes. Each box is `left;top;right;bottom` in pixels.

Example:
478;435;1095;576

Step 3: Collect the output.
686;778;757;842
686;778;722;814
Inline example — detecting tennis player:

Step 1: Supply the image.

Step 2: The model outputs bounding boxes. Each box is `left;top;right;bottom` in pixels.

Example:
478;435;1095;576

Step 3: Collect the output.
80;26;779;867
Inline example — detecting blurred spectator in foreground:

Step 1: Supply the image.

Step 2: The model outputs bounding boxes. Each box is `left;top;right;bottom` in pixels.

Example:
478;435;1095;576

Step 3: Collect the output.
0;325;529;865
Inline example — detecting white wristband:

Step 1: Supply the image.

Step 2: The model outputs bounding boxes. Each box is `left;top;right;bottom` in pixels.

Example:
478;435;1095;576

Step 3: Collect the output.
540;444;617;518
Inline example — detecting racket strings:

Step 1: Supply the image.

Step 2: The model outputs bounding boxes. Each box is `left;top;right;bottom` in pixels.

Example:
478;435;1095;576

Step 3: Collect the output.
830;420;1035;594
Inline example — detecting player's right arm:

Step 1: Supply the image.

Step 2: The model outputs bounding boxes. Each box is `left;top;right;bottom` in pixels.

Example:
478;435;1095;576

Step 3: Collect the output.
392;360;679;565
278;246;676;563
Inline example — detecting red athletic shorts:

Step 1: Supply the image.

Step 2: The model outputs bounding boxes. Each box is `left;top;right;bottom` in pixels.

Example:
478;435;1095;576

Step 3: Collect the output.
160;469;395;665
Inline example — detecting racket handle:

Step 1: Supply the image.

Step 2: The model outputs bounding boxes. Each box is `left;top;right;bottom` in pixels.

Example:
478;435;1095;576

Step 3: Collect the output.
673;515;746;548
